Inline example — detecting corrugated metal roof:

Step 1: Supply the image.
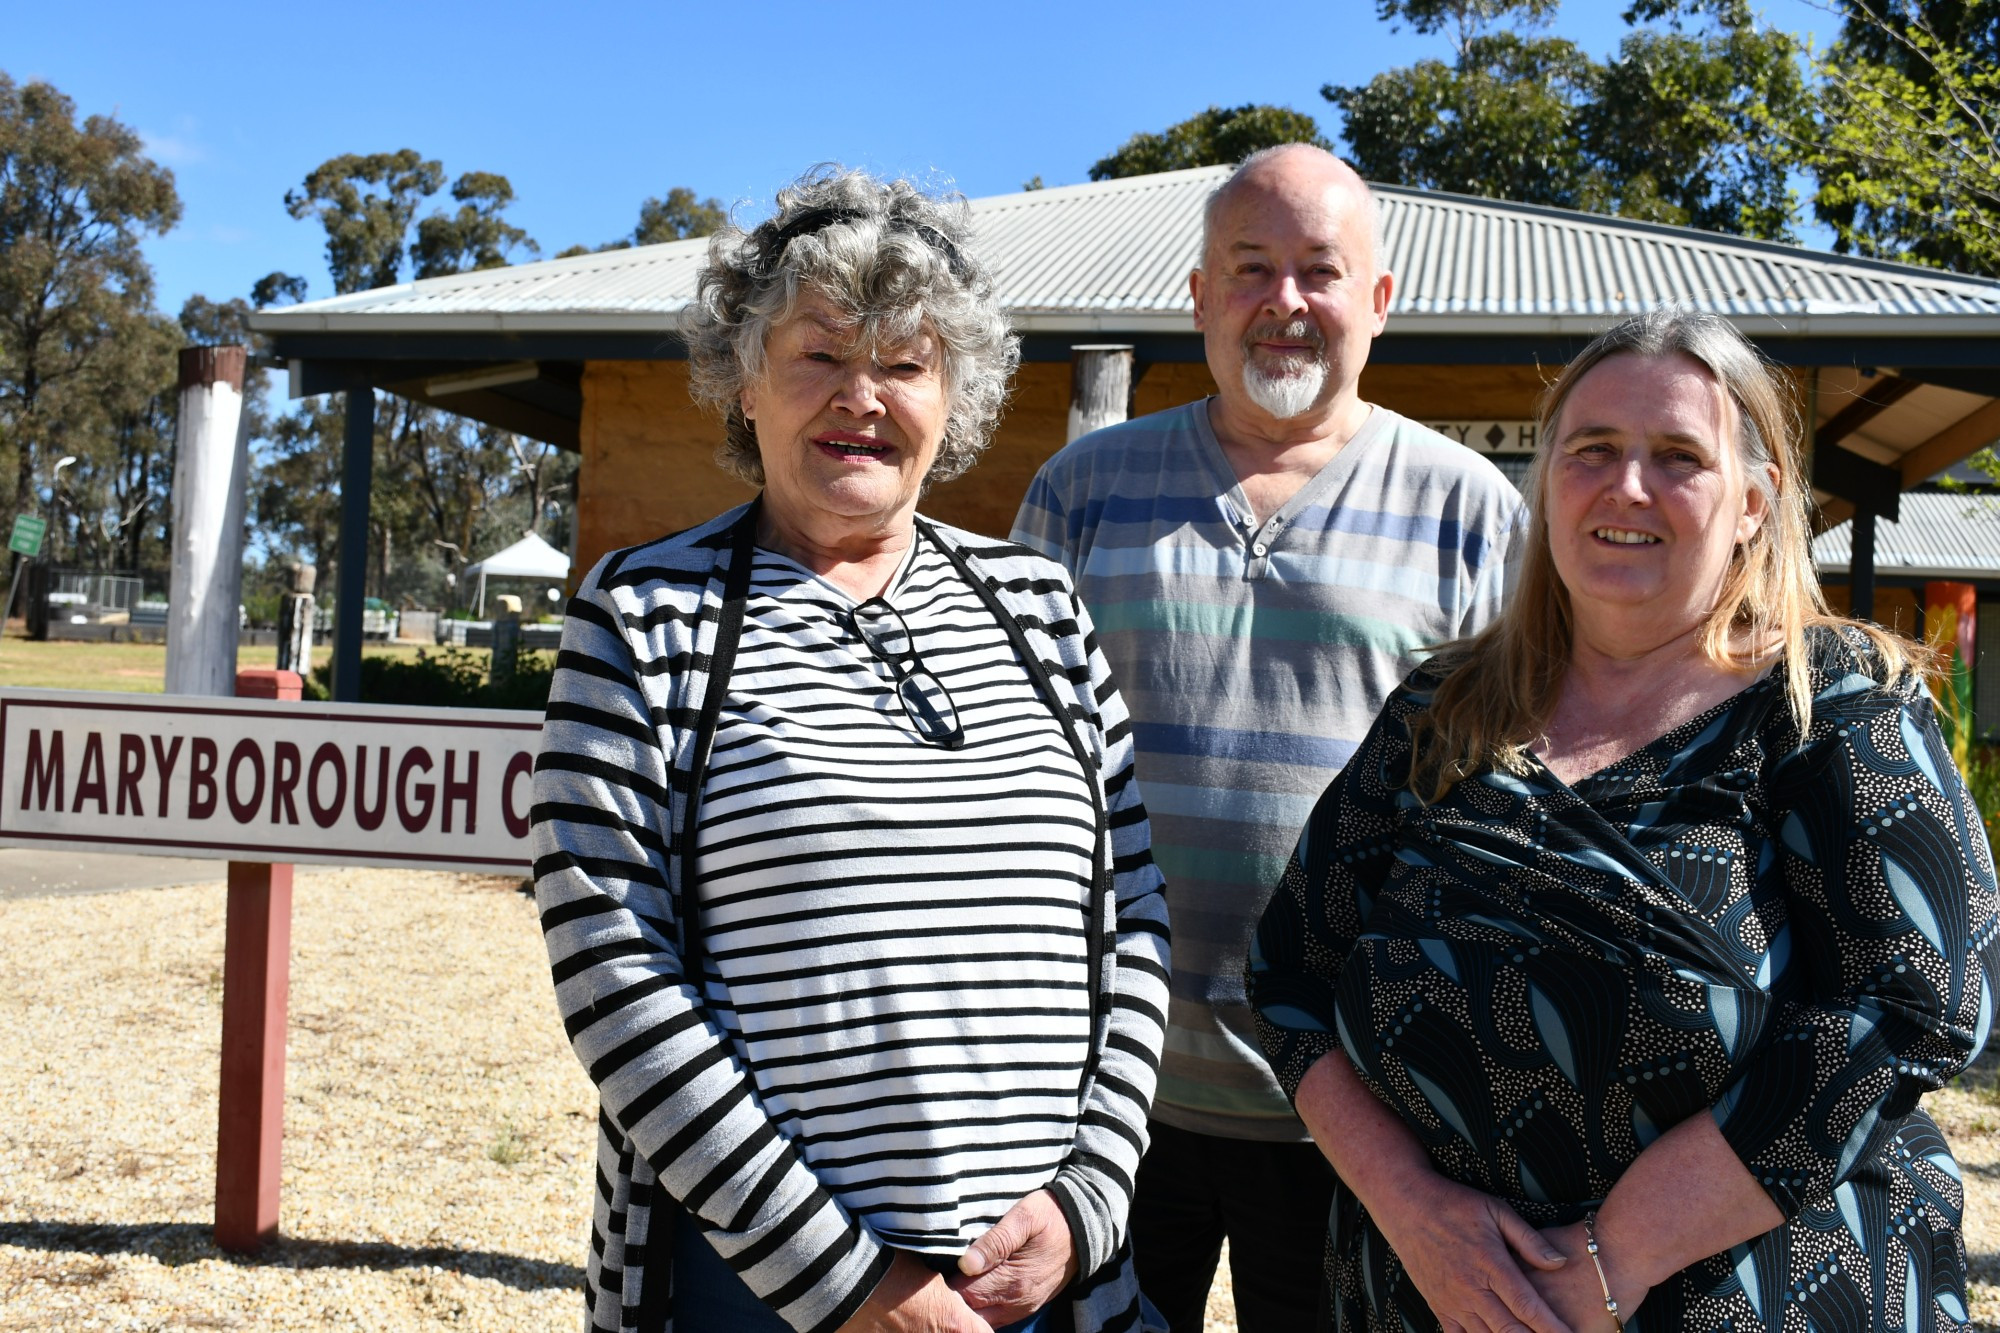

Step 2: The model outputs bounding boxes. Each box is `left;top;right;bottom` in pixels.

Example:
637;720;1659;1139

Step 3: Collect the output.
1814;491;2000;578
251;166;2000;338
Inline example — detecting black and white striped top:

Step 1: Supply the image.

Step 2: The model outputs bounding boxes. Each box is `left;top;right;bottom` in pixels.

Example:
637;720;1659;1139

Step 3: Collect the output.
531;505;1170;1333
695;539;1098;1252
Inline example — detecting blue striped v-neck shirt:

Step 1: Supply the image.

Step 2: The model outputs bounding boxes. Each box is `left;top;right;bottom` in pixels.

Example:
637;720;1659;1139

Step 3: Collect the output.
1013;399;1525;1140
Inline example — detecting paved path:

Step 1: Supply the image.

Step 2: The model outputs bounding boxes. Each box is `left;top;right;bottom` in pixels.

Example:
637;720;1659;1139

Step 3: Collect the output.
0;849;337;902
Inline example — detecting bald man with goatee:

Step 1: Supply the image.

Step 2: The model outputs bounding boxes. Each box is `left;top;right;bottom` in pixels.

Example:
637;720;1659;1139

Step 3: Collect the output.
1013;145;1524;1330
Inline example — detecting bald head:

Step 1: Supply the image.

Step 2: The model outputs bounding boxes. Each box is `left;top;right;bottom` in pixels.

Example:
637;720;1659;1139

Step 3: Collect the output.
1189;141;1395;431
1200;145;1382;276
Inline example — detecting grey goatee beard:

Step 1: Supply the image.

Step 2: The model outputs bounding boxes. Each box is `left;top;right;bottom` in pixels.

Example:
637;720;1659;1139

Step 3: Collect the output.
1239;320;1328;419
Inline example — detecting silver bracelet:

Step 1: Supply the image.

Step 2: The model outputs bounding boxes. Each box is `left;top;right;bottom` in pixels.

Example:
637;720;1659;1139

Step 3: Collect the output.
1582;1211;1624;1332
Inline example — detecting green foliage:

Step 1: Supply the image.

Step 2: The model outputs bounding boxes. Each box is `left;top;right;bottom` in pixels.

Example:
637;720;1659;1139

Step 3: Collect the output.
1581;14;1806;237
272;153;571;609
483;645;558;711
1372;0;1561;35
0;71;181;561
241;587;283;630
94;310;180;571
1955;743;2000;848
414;172;539;279
559;186;727;256
632;187;726;246
306;644;554;711
284;150;445;295
1332;33;1591;208
250;271;308;307
1805;1;2000;274
1328;0;1805;238
1089;104;1331;180
254;395;350;595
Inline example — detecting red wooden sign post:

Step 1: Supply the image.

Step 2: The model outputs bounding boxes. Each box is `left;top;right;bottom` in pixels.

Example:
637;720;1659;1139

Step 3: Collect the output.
215;666;300;1252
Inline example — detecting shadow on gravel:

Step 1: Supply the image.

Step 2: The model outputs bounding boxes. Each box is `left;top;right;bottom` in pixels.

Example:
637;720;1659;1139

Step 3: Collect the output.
0;1221;583;1293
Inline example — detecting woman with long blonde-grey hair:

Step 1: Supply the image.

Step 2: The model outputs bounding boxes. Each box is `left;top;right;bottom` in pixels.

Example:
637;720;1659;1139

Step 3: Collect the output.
532;166;1169;1333
1250;308;1998;1331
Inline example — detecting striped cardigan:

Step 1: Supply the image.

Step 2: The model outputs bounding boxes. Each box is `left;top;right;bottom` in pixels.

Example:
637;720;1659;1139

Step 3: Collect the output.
531;503;1171;1333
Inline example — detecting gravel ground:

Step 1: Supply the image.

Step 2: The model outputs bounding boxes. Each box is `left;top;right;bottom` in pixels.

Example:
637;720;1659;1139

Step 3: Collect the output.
0;870;596;1331
1;868;1992;1331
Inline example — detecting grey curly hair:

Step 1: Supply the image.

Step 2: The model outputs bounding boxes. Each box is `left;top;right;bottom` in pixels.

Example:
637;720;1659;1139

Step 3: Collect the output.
683;165;1020;487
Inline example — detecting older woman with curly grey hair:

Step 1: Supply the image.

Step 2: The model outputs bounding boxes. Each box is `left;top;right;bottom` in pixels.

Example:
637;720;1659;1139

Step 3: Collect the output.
532;166;1171;1333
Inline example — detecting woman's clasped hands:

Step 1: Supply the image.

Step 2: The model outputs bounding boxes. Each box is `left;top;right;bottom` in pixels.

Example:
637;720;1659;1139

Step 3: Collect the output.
839;1189;1076;1332
1367;1174;1584;1333
837;1251;988;1333
1527;1221;1651;1333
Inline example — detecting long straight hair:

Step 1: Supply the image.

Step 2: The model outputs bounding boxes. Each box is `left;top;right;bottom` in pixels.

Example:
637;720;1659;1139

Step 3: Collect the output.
1406;309;1916;802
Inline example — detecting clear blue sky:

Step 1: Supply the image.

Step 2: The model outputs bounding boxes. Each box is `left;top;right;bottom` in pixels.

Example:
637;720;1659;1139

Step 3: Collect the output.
10;0;1842;318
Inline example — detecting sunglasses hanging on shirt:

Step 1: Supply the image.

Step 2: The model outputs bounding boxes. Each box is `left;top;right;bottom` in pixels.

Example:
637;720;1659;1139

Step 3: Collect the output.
848;597;966;749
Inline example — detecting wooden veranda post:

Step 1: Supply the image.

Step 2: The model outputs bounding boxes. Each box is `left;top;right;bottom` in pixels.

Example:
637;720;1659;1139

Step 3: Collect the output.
332;379;375;703
1851;508;1879;623
214;666;302;1253
1068;345;1134;444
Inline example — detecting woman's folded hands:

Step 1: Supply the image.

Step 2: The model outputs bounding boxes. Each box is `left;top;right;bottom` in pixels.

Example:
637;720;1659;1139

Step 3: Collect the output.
952;1188;1079;1327
1530;1221;1649;1333
839;1250;990;1333
1367;1172;1574;1333
1295;1050;1575;1333
837;1188;1080;1333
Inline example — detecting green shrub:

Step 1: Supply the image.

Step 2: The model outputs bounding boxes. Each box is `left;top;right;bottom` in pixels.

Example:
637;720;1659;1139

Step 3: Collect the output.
308;646;554;712
1960;744;2000;847
484;649;557;711
241;590;283;630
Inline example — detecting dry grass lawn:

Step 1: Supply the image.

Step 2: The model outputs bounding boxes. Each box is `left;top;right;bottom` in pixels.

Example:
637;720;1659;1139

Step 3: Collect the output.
0;871;596;1331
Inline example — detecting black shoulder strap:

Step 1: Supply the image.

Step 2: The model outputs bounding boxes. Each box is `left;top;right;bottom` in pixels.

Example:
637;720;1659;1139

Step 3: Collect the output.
675;499;759;972
917;519;1111;1065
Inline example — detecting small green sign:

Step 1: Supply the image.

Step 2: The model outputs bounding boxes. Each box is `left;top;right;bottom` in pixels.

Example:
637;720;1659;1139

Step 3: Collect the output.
8;514;46;558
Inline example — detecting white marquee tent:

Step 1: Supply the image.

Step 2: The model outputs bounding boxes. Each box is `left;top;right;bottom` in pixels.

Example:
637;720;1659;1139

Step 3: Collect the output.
462;531;570;616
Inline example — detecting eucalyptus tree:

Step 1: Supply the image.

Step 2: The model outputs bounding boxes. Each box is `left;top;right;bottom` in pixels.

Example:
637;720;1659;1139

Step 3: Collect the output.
555;185;728;256
278;151;554;603
1089;104;1331;180
0;72;179;559
1326;0;1806;238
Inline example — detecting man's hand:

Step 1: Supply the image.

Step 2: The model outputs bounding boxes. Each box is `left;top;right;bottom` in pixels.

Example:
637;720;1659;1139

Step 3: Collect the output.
838;1250;989;1333
951;1190;1079;1328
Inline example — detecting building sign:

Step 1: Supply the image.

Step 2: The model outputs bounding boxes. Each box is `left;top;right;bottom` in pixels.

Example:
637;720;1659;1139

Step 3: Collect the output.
8;514;47;558
0;690;543;873
1425;420;1539;455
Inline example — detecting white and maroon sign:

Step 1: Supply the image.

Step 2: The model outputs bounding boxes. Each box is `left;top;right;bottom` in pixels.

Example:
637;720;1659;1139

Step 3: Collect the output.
0;689;543;873
1425;420;1539;454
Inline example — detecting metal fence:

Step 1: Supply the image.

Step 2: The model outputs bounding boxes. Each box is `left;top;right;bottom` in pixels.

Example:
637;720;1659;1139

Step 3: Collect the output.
34;566;169;640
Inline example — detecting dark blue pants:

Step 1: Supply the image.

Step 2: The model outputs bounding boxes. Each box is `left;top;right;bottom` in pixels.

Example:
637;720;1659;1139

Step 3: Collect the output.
1129;1120;1336;1333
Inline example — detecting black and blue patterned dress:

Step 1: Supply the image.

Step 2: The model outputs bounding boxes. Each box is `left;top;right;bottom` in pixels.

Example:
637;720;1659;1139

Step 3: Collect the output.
1250;631;2000;1331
